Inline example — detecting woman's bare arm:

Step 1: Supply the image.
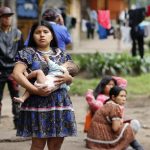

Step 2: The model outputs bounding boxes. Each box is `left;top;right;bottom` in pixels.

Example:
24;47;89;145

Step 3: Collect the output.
112;119;123;132
12;63;51;96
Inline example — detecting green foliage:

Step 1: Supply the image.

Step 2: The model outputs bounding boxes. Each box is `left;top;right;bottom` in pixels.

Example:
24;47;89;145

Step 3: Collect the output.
71;53;150;77
70;74;150;96
69;77;99;95
70;53;150;96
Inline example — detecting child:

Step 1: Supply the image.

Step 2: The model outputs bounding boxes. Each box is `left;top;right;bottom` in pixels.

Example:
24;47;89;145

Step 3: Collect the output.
14;55;79;103
86;86;143;150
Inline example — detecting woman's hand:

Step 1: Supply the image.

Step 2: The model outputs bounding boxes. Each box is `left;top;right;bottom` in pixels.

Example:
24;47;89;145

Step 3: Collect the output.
33;86;52;96
56;14;64;25
112;119;123;132
54;70;73;86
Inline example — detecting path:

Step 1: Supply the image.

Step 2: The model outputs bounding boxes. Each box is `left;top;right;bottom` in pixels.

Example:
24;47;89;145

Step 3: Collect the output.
67;35;131;54
0;86;150;149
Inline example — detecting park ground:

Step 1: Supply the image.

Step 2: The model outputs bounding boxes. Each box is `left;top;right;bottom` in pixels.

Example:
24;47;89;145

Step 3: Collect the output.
0;36;150;149
0;87;150;150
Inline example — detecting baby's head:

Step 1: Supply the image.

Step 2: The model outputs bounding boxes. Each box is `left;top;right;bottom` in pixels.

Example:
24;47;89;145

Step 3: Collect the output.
109;86;127;106
62;61;79;77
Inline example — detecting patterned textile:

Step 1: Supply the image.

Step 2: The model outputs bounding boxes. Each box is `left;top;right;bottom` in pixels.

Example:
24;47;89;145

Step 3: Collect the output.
86;101;134;149
15;47;77;138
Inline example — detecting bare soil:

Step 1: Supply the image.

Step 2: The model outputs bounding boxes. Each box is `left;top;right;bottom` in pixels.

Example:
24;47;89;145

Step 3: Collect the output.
0;93;150;150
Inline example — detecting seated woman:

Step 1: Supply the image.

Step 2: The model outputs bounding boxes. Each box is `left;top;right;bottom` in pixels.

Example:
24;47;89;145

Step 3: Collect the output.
84;76;127;133
86;86;143;150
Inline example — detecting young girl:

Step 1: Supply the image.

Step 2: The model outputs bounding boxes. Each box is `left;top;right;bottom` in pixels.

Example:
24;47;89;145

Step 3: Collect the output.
86;86;142;150
84;76;127;132
86;76;127;112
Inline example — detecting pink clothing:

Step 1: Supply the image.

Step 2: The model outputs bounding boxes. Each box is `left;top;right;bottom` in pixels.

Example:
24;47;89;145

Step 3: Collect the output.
97;10;111;29
86;90;108;112
112;76;127;89
86;76;127;112
86;101;134;150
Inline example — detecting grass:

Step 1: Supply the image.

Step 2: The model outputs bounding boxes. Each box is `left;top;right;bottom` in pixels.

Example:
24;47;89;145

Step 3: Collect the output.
69;73;150;96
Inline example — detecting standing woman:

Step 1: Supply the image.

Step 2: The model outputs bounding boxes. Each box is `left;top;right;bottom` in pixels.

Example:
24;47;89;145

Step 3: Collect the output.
12;21;77;150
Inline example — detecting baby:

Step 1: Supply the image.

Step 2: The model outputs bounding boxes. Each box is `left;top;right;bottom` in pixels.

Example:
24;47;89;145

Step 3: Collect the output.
14;55;79;103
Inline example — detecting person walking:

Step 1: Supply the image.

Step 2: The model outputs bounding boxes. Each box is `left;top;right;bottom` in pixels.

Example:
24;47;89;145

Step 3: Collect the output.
0;6;24;128
129;8;146;59
86;21;95;39
12;20;78;150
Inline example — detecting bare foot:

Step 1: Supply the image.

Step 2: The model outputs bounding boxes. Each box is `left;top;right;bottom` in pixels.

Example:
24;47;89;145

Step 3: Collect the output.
13;97;24;103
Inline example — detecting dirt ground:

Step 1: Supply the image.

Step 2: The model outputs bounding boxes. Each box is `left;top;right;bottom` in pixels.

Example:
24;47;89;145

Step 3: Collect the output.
0;90;150;150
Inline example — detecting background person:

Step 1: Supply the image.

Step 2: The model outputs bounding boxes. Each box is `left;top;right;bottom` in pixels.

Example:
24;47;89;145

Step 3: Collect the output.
0;6;24;128
129;7;146;59
13;21;78;150
86;86;143;150
84;76;127;133
24;7;72;51
42;8;72;51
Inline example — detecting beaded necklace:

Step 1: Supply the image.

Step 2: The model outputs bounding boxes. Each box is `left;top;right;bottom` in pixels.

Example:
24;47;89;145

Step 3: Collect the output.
36;48;61;61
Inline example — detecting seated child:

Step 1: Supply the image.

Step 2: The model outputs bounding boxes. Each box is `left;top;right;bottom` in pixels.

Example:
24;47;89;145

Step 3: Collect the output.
14;55;79;103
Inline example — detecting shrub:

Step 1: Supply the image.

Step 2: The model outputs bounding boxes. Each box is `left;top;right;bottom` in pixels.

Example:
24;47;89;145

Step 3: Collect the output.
71;52;150;77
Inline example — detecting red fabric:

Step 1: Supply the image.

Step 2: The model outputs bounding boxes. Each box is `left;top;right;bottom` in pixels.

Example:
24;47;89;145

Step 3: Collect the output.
112;76;127;89
97;10;111;29
146;5;150;16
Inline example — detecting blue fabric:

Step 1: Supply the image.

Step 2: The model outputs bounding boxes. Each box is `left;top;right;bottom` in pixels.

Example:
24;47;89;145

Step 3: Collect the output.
98;24;107;39
16;0;38;19
49;23;72;51
15;47;77;138
24;23;72;51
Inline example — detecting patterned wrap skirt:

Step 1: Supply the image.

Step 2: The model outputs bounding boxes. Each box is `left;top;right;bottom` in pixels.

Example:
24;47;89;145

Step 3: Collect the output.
16;88;77;138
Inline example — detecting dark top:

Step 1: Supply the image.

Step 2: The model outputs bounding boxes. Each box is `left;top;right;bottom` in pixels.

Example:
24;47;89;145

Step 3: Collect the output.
0;28;24;69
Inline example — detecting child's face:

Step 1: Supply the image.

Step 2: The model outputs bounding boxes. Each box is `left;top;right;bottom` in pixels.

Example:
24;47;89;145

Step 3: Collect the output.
104;80;115;96
113;90;127;106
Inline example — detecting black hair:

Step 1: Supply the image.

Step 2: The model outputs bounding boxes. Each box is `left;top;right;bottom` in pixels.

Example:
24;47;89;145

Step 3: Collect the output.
93;76;117;99
27;20;58;49
42;8;60;22
104;86;127;104
64;61;79;77
109;86;126;99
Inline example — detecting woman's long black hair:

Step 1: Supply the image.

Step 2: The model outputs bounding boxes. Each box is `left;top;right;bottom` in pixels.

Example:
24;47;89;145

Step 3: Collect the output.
93;76;117;99
109;86;127;99
27;20;58;49
104;86;127;104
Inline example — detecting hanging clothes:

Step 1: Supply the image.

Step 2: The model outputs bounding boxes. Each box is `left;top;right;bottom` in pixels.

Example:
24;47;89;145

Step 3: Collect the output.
97;24;107;39
139;21;150;37
128;8;146;27
97;10;111;29
120;26;131;44
146;5;150;17
81;19;88;32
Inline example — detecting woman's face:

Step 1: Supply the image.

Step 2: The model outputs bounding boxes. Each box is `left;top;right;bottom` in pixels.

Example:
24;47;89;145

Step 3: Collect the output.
33;25;53;50
112;90;127;106
104;80;115;96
